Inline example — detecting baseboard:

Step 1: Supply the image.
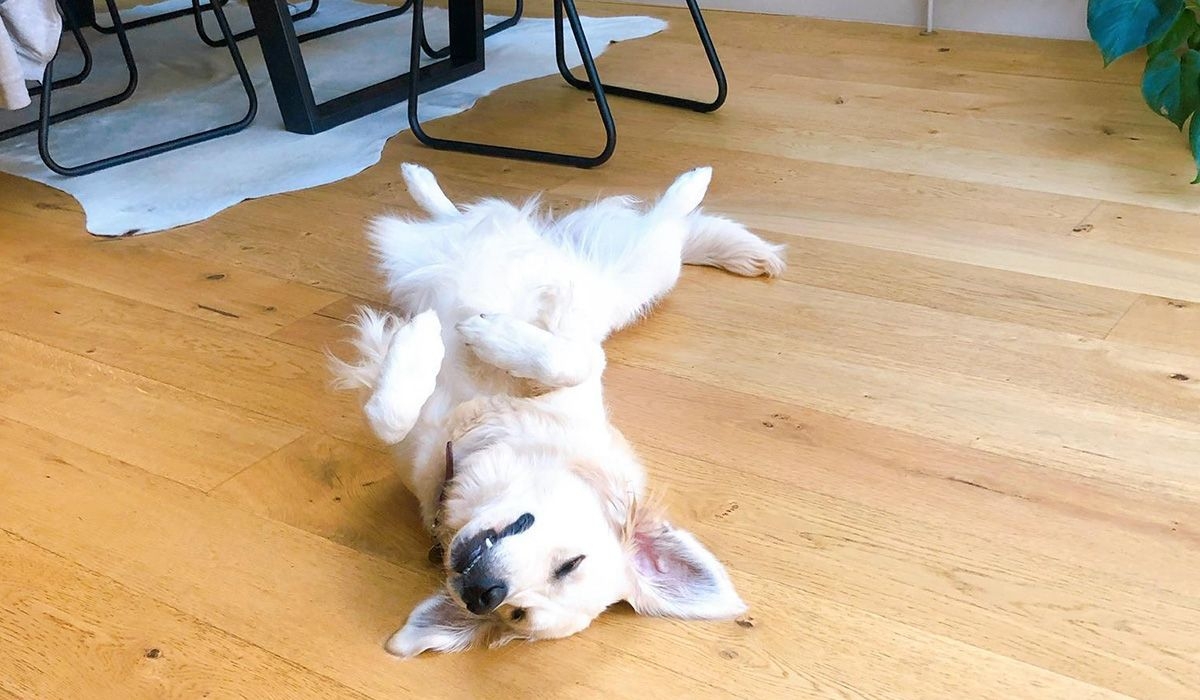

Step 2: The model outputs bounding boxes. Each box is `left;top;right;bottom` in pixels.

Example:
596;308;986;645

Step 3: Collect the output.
606;0;1090;41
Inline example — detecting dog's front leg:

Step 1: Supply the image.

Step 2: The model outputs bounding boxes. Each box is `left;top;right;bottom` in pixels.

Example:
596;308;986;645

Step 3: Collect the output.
456;313;604;389
364;310;445;444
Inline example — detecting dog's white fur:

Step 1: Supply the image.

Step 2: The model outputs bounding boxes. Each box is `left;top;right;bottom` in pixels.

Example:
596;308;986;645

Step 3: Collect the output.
331;164;785;657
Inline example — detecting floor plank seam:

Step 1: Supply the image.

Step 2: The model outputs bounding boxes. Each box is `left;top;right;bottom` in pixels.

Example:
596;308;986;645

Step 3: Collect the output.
204;432;315;496
1103;297;1143;340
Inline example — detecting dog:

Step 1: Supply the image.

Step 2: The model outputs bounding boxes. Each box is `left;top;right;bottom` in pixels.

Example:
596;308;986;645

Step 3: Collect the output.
331;163;785;657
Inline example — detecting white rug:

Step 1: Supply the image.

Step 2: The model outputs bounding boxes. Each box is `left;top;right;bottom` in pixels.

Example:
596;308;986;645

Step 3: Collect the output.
0;1;665;235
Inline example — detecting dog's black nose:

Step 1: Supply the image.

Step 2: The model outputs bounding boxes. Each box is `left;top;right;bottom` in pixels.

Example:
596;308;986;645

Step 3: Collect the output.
461;581;507;615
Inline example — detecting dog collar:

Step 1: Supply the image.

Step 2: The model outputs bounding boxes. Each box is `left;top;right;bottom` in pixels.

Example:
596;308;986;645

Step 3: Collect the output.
427;441;454;564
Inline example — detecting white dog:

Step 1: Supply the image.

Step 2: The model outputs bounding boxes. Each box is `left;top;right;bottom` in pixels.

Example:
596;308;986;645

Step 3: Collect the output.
331;164;785;657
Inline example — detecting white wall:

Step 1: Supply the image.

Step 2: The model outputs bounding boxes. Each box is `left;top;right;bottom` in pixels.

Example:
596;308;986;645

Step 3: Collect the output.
608;0;1090;41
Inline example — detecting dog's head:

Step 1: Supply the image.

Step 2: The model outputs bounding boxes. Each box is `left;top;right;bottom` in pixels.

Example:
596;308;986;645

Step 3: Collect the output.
385;417;746;657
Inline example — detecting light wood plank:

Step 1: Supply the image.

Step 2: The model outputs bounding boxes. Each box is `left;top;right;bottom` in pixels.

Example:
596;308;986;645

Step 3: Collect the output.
0;419;1129;700
633;446;1199;699
770;236;1136;337
0;419;788;699
643;44;1200;211
209;420;1200;698
0;530;368;700
608;310;1200;499
210;432;422;560
1077;202;1200;257
0;329;303;491
1108;295;1200;357
270;308;348;355
0;273;375;448
11;238;342;336
547;136;1096;241
0;3;1196;697
600;364;1200;562
662;273;1198;423
744;209;1200;303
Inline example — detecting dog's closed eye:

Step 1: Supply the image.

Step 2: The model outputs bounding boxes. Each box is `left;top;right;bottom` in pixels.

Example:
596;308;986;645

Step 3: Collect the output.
554;555;586;580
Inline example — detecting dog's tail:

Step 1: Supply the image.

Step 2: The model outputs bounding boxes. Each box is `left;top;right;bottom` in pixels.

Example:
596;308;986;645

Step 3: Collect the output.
660;167;786;277
327;306;401;391
682;212;786;278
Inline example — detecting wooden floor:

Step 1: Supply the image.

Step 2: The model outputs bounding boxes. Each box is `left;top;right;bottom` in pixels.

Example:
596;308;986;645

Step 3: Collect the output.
2;3;1199;698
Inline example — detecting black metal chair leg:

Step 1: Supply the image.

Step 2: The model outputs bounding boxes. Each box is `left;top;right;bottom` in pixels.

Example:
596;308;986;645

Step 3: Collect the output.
557;0;726;112
197;0;422;47
95;0;320;47
92;0;226;34
297;0;411;45
196;0;518;58
0;0;136;143
419;0;523;59
30;17;93;96
36;0;258;176
408;0;616;168
193;0;321;47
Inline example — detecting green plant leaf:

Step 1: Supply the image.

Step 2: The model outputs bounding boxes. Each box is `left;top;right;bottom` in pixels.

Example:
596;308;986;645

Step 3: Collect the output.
1088;0;1184;64
1142;49;1200;127
1149;7;1199;53
1189;113;1200;182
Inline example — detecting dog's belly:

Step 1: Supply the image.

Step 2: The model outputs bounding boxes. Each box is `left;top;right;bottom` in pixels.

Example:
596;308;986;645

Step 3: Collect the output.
383;226;609;521
390;330;521;522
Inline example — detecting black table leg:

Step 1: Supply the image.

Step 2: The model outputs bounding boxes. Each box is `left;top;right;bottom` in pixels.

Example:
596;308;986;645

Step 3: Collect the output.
246;0;484;135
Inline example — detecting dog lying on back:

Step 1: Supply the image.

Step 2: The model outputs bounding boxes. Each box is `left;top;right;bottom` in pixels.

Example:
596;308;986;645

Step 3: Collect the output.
332;164;784;656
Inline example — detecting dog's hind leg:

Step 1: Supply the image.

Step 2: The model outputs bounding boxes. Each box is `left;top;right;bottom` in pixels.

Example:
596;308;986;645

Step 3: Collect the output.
456;312;605;390
602;170;786;331
357;310;445;445
401;163;459;219
592;167;714;332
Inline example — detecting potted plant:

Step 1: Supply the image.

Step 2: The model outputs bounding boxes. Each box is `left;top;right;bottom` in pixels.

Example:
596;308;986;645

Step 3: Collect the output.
1088;1;1200;180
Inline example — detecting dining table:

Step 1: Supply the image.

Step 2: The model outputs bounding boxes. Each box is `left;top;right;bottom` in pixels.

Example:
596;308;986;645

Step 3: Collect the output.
245;0;485;134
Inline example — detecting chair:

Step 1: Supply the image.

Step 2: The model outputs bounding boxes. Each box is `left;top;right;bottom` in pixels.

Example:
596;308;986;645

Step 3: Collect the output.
406;0;726;168
0;0;256;176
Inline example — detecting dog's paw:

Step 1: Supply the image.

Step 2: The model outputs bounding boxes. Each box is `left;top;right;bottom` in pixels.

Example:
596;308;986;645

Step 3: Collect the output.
657;167;713;219
402;163;459;219
457;313;602;388
364;390;421;445
406;308;443;343
457;313;538;372
363;310;444;445
724;241;787;278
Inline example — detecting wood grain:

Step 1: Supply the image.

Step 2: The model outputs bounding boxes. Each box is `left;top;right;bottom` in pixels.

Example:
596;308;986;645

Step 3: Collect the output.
1;2;1198;698
0;530;369;700
11;239;342;336
0;329;304;491
0;273;372;446
1108;295;1200;356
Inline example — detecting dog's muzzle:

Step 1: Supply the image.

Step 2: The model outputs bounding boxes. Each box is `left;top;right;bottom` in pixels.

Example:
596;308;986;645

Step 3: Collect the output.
449;512;535;615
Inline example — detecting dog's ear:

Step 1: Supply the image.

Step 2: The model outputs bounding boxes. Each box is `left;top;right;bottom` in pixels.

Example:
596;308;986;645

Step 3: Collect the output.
623;510;747;620
384;591;493;657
